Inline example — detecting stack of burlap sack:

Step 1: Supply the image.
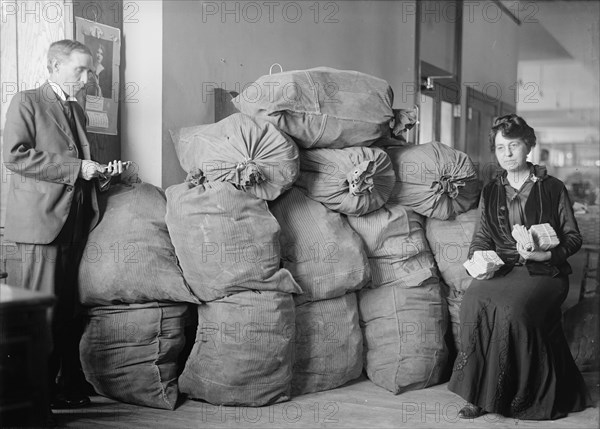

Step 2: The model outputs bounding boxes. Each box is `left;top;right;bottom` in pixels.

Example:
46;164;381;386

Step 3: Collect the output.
77;182;200;410
166;113;303;406
77;66;482;409
78;113;303;408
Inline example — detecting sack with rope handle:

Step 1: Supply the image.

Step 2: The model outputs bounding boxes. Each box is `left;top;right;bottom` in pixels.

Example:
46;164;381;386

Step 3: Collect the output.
233;66;415;149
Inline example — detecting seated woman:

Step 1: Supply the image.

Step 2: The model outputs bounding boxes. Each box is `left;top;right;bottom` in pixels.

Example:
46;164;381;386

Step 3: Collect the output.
448;114;591;420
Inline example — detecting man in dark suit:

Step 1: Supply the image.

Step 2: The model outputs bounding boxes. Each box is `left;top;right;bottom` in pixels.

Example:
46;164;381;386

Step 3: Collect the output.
3;40;127;412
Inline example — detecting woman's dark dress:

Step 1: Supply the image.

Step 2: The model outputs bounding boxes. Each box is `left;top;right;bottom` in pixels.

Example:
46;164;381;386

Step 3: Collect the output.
448;165;590;420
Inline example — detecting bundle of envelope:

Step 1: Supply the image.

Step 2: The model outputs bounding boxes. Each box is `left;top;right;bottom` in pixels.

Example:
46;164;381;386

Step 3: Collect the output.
512;224;535;251
463;250;505;278
512;223;559;252
529;223;560;251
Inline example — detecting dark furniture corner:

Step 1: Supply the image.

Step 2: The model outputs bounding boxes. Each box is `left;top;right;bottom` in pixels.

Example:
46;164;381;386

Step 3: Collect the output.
0;284;54;427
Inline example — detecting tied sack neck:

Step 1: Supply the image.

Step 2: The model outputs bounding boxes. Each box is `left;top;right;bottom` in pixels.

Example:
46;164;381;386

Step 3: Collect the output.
186;168;206;187
347;160;375;196
431;175;466;199
234;160;265;190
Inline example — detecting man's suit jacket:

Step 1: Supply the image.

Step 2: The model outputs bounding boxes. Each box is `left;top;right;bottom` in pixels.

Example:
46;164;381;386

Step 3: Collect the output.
3;82;103;244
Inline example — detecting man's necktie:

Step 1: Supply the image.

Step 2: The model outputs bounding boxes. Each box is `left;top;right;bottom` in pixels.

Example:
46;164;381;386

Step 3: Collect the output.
61;99;85;158
62;99;77;130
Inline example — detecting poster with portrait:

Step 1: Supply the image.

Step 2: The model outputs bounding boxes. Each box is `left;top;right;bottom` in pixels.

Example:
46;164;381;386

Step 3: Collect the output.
75;17;120;135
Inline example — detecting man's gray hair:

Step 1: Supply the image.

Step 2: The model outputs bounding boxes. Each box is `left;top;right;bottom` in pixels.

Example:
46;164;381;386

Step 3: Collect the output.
47;39;92;73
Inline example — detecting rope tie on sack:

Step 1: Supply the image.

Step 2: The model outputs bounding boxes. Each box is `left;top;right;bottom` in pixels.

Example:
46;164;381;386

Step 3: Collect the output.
347;160;375;196
185;168;206;187
431;175;465;199
234;159;265;189
390;108;418;136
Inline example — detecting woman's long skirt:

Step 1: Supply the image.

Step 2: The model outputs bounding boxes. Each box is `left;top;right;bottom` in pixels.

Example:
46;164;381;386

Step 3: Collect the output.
448;266;590;420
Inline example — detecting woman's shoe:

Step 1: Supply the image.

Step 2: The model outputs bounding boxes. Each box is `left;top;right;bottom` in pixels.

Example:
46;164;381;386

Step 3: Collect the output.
458;403;485;419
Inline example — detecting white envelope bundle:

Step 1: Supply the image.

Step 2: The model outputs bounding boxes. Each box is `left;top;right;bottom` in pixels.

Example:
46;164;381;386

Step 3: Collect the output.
512;223;559;252
530;223;560;251
463;250;505;278
512;224;535;251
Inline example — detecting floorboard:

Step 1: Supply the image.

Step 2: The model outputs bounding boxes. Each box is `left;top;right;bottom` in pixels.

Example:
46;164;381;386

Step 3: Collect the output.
53;372;599;428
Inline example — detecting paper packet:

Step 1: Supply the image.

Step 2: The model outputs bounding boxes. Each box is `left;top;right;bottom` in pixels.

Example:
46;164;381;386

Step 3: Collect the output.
463;250;505;278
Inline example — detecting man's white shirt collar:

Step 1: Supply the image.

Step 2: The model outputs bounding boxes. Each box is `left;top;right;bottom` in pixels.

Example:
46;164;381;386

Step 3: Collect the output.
48;80;78;102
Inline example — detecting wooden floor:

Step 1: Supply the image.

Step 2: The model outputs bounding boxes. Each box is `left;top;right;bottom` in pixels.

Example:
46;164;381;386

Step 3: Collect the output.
52;251;599;428
54;372;599;428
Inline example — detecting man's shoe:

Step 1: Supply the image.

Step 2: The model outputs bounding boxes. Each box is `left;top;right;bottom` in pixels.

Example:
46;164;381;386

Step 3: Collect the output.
50;393;91;409
458;403;485;419
45;408;57;427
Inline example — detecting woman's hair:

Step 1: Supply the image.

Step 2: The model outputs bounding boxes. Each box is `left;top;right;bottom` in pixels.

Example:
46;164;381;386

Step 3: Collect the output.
87;38;103;56
46;39;92;73
489;114;537;152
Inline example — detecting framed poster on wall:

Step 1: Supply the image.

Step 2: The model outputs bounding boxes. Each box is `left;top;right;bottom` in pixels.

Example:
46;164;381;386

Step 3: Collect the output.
75;17;120;135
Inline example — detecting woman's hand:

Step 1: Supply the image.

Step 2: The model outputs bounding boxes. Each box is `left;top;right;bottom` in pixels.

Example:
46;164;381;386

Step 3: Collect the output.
464;252;498;280
473;271;495;280
517;242;551;262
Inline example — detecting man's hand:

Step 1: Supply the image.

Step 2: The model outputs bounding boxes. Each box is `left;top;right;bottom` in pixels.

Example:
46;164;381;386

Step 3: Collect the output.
102;160;131;177
517;242;551;262
79;160;106;180
80;160;131;180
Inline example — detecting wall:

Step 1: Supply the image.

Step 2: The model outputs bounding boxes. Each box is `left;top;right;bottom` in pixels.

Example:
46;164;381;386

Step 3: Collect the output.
161;0;416;188
461;0;519;106
420;0;458;74
458;0;519;153
121;0;163;186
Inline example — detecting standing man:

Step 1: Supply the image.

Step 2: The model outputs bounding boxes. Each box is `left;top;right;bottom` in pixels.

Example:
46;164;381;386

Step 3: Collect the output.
3;40;127;411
